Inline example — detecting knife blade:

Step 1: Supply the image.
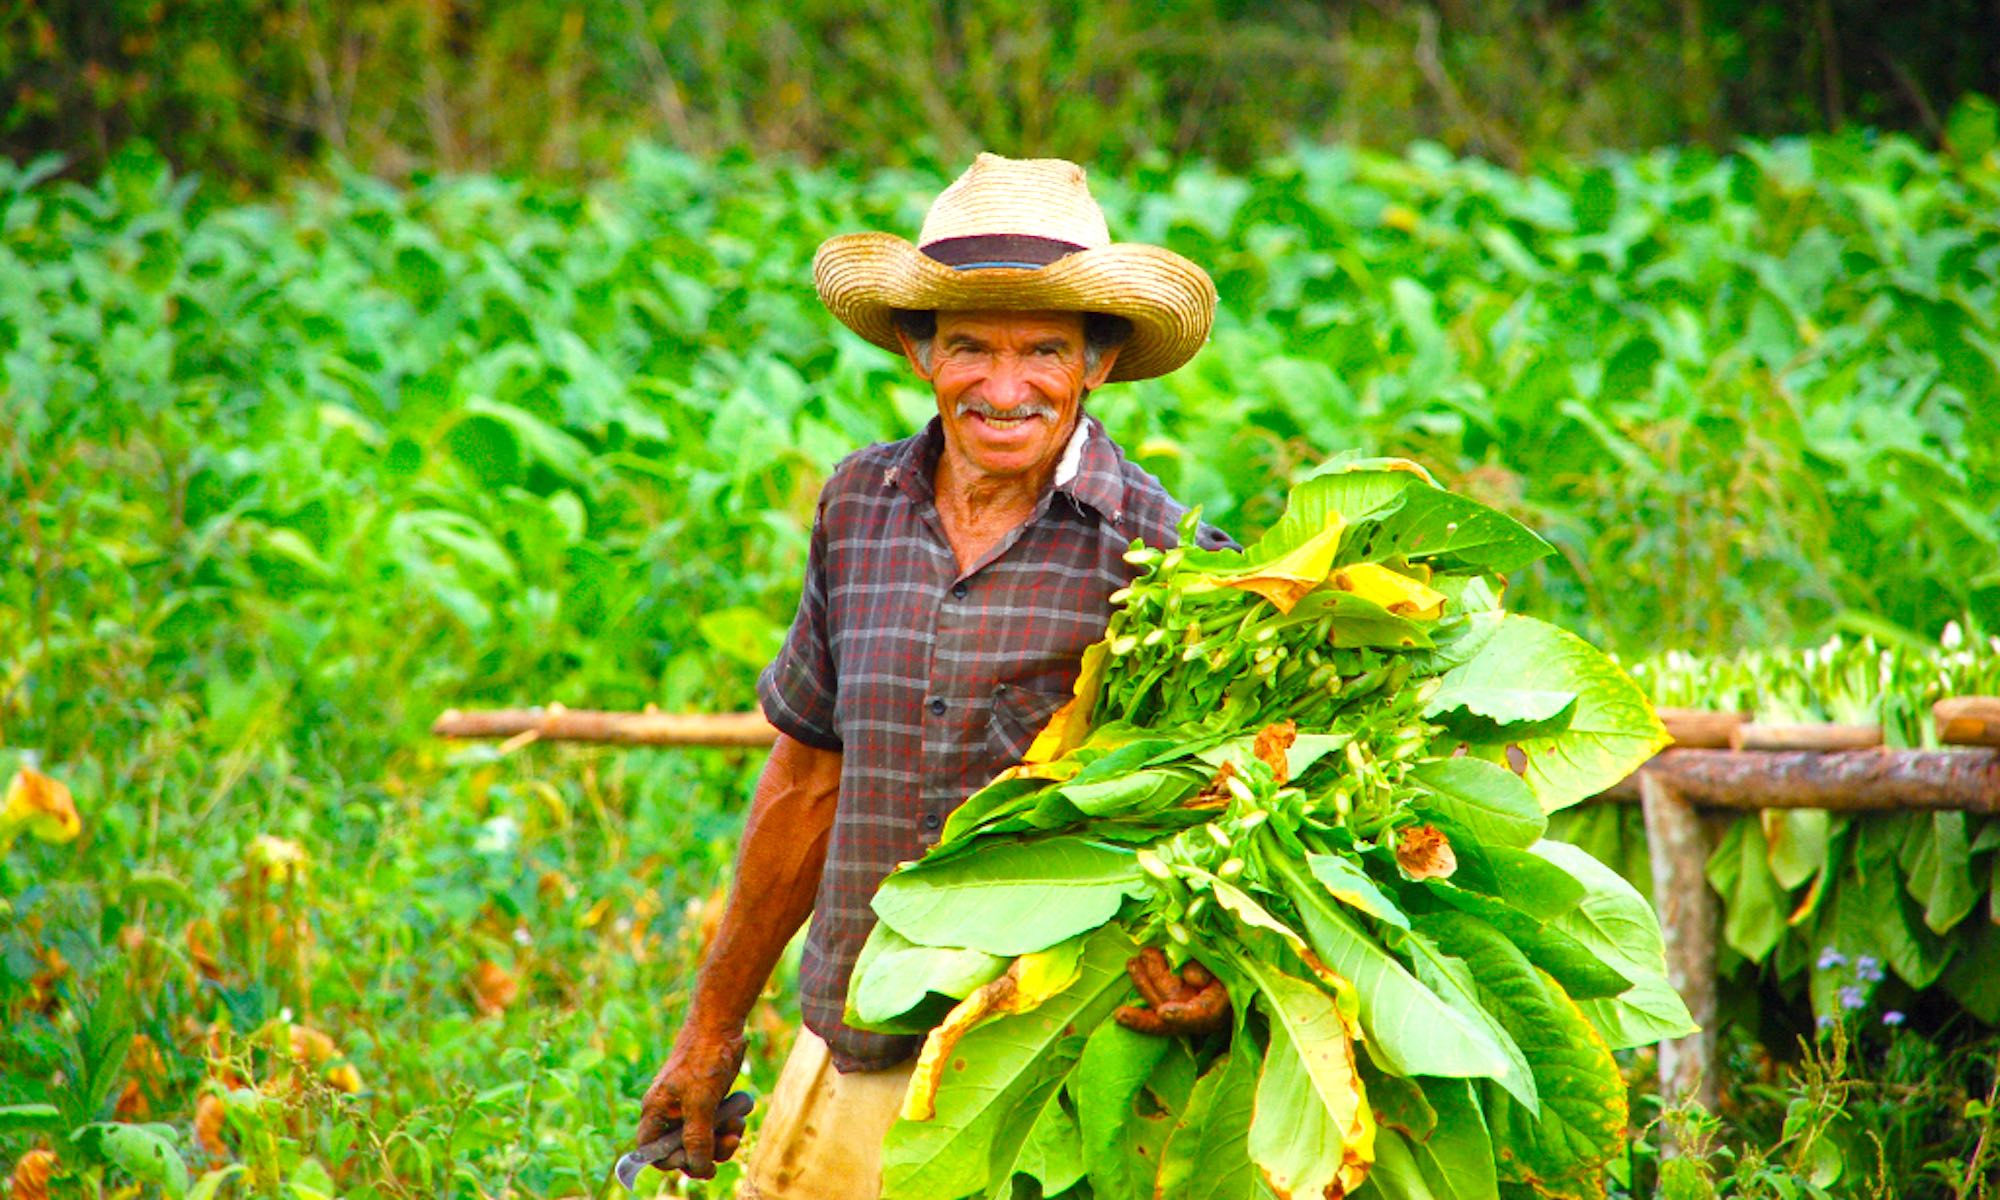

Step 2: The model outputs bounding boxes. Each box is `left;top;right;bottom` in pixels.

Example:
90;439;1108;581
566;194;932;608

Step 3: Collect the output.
615;1090;756;1192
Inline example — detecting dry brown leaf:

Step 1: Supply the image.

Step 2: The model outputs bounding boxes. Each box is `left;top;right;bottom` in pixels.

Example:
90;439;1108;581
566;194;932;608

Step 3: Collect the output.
1253;721;1298;784
469;959;519;1017
1394;824;1458;881
194;1092;230;1159
4;766;81;844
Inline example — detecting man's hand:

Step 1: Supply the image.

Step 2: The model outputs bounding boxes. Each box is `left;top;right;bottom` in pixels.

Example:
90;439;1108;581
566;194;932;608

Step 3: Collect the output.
636;1026;749;1180
1113;946;1230;1037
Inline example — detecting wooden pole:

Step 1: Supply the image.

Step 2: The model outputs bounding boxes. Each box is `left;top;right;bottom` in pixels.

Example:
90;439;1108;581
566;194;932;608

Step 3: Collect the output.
1657;708;1748;749
1730;723;1881;751
430;707;780;748
1594;748;2000;812
1937;697;2000;748
1638;771;1720;1123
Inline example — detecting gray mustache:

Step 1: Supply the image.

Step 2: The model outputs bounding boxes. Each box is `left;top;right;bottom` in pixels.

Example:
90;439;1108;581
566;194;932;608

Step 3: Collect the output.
957;397;1059;422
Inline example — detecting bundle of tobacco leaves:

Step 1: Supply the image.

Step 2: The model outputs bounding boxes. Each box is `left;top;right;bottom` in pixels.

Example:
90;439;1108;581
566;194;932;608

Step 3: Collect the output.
846;459;1693;1200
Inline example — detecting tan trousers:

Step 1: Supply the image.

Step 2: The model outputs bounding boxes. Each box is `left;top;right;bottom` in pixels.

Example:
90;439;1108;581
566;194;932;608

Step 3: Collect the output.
737;1030;915;1200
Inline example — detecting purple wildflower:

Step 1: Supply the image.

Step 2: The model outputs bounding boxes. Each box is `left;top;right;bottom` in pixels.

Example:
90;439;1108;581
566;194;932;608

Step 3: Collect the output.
1816;1014;1836;1031
1816;947;1847;970
1855;955;1885;983
1882;1010;1905;1027
1838;985;1866;1010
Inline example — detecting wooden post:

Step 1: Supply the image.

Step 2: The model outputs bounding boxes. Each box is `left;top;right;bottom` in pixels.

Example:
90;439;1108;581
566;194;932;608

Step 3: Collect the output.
430;707;780;748
1638;771;1720;1123
1937;697;2000;748
1657;708;1749;749
1730;723;1881;751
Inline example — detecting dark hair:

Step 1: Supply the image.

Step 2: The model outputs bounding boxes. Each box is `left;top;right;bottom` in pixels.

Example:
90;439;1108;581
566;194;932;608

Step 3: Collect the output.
890;309;1133;353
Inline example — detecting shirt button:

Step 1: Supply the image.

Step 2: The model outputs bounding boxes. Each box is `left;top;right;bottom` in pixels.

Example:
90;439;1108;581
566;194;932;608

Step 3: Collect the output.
929;698;947;716
951;582;968;599
921;812;942;831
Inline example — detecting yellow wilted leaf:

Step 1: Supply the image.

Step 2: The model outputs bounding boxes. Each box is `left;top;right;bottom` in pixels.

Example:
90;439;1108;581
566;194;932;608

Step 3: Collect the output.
324;1062;363;1093
4;766;81;846
1330;563;1447;620
901;944;1083;1121
1023;642;1107;765
286;1024;337;1065
1218;518;1346;613
11;1148;56;1200
245;835;308;883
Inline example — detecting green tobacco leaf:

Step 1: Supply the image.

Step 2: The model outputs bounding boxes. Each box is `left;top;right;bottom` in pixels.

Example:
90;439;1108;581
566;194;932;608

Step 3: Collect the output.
1309;852;1410;928
1413;1078;1501;1200
75;1123;191;1200
1482;846;1585;921
872;838;1147;956
1075;1022;1172;1200
1061;767;1203;817
881;926;1137;1200
1360;1129;1440;1200
1762;809;1831;891
1707;821;1787;963
1158;1039;1263;1200
847;923;1008;1029
1407;758;1547;849
1424;882;1632;1000
1533;842;1697;1048
1438;615;1667;811
1236;957;1371;1200
1275;857;1519;1089
1900;811;1980;934
0;1104;61;1132
1425;684;1578;731
1383;925;1538;1109
1010;1093;1084;1197
1295;464;1554;574
1418;913;1625;1200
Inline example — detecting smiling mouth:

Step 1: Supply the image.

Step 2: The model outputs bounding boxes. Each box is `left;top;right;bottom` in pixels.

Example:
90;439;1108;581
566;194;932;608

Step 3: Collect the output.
972;411;1043;430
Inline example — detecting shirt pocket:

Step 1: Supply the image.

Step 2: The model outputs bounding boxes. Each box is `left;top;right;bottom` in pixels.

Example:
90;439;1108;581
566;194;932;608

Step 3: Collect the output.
985;681;1074;766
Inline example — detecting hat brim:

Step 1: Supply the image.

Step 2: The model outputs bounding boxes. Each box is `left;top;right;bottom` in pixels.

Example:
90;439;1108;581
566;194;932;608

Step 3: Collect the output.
812;233;1216;383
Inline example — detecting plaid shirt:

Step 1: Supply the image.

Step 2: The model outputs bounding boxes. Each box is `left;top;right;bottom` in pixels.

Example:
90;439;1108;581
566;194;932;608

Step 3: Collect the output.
757;414;1232;1071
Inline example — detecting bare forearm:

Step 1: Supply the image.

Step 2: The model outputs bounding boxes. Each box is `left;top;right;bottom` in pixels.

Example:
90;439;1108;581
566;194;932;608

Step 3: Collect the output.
683;733;841;1037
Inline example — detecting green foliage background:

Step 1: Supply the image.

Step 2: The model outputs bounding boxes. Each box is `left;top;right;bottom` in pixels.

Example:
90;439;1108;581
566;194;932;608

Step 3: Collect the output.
4;94;2000;1199
8;0;2000;189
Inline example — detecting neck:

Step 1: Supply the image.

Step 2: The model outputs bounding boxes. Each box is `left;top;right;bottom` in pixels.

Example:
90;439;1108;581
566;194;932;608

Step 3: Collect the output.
930;415;1081;569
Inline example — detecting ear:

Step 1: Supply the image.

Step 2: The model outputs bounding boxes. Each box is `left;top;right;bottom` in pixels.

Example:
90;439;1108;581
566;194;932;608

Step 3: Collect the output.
894;326;936;382
1081;340;1121;390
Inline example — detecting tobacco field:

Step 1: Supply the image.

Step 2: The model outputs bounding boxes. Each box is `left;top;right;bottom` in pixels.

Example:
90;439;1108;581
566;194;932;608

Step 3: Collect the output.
4;106;2000;1199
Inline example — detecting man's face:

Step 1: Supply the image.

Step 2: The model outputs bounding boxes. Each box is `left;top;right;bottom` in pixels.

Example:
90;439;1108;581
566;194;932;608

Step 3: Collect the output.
903;309;1118;485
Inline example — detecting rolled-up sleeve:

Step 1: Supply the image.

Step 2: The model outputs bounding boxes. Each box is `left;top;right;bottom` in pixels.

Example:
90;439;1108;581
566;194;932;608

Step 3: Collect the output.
757;498;843;751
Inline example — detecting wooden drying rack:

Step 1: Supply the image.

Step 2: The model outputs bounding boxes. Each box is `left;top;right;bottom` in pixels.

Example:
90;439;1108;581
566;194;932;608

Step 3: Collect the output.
432;697;2000;1111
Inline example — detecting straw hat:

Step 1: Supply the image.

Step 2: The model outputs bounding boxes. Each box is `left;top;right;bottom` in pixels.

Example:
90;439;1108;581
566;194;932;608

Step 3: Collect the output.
813;153;1217;383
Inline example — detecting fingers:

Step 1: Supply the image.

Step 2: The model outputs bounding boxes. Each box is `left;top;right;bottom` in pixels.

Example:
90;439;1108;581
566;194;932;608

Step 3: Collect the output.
1125;946;1189;1007
1120;952;1231;1037
1154;979;1230;1035
681;1104;718;1179
634;1080;683;1147
1113;1003;1170;1035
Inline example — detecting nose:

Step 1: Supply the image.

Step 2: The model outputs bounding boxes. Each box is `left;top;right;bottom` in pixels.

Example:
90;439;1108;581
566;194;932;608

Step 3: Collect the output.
982;355;1035;409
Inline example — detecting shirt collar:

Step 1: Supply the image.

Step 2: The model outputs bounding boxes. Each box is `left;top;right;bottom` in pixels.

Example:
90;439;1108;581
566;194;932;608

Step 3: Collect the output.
881;415;1128;525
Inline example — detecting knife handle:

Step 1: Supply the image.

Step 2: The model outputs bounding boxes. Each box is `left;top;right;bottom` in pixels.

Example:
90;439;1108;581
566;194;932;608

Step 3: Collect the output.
640;1090;758;1171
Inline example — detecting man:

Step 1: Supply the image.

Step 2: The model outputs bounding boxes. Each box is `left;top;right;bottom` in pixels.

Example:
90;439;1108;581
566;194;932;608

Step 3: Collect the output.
636;153;1233;1199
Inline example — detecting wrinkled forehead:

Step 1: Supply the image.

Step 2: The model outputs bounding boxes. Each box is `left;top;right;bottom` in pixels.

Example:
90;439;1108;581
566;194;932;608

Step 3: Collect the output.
933;309;1087;340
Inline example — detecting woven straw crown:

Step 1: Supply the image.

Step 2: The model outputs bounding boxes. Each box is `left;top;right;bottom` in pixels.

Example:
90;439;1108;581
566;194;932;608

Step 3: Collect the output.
813;153;1216;383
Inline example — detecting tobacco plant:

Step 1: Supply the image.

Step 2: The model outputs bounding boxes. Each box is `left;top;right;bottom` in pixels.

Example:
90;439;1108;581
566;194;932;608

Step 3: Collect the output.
848;461;1693;1200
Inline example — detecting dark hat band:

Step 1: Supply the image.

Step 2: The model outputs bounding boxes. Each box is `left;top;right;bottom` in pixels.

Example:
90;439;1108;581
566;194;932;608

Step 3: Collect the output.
920;233;1087;271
